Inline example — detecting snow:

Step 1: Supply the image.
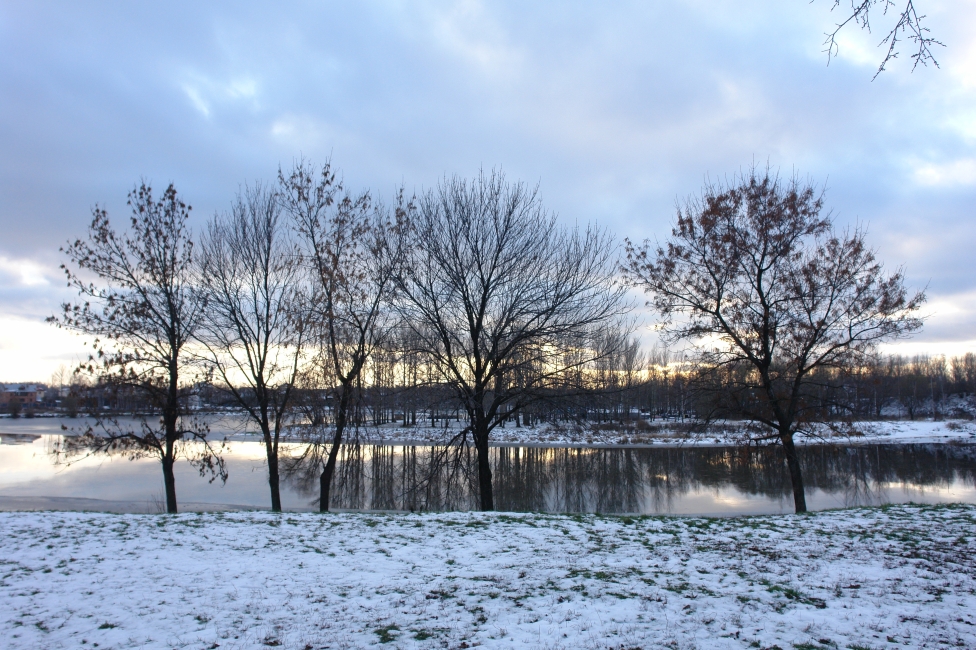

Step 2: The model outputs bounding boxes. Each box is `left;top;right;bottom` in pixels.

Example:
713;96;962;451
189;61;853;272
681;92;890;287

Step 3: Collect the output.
834;419;976;444
345;418;976;448
2;504;975;649
5;412;975;448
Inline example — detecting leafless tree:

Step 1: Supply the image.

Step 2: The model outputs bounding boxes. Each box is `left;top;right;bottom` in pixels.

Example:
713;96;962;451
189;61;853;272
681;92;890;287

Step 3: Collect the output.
823;1;943;78
50;364;69;400
397;170;629;510
49;183;225;513
197;183;307;512
278;160;408;511
622;168;925;512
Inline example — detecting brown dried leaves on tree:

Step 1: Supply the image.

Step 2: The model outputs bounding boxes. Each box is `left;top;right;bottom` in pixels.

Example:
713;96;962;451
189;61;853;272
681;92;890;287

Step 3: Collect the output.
49;183;226;514
277;159;409;511
622;168;925;512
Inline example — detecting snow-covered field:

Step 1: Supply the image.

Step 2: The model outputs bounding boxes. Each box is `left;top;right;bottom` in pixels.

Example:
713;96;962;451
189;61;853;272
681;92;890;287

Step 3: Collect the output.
2;504;974;649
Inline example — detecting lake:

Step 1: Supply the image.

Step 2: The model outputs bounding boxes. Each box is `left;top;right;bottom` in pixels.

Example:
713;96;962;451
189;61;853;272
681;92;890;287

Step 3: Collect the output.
1;418;974;515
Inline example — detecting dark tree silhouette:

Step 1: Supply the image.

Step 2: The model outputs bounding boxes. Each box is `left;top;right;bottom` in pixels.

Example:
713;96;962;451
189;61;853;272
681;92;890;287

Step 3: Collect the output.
279;160;408;511
623;168;925;513
197;183;307;512
397;170;628;511
50;183;225;513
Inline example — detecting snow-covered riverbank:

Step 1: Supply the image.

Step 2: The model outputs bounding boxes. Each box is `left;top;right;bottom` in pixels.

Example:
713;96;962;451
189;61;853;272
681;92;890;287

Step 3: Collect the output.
6;414;974;448
2;504;974;649
346;418;976;448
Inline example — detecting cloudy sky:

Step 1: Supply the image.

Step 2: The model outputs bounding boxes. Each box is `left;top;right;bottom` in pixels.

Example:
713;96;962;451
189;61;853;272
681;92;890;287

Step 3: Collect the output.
1;1;974;382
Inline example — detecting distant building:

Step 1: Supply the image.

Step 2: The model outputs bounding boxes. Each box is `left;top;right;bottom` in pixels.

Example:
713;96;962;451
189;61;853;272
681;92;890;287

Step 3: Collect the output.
1;384;44;407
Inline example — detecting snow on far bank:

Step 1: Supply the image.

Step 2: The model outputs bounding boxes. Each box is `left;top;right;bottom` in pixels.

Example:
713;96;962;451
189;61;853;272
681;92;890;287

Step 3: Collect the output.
11;411;974;449
1;504;974;649
332;418;976;448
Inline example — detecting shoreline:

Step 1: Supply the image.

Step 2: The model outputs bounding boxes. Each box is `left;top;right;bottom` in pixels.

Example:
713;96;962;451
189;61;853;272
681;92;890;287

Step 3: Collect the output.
4;417;976;448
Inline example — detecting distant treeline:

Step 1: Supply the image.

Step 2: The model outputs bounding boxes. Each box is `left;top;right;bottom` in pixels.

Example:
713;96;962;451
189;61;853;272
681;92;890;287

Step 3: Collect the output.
33;350;976;425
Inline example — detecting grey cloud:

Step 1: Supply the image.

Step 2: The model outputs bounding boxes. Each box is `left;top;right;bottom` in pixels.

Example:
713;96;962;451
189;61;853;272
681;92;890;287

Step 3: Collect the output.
0;0;973;364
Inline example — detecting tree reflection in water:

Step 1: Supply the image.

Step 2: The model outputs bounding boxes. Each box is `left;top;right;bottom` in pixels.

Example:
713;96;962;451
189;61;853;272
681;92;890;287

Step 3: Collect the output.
283;443;976;514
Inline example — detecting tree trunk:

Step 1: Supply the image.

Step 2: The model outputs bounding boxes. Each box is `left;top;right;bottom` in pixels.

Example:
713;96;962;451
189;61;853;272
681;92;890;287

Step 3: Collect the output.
780;430;807;513
162;452;178;514
264;429;282;512
319;424;345;512
319;454;335;513
319;384;352;512
474;423;494;511
162;374;179;514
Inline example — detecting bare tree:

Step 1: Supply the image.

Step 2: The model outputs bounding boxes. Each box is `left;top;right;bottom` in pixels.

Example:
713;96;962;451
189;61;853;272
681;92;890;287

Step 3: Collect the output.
50;364;69;401
197;183;307;512
397;170;629;510
622;168;925;513
823;1;943;78
278;160;408;511
49;183;225;513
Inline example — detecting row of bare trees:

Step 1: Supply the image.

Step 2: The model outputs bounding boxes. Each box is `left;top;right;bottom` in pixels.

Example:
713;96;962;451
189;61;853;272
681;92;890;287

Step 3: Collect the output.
52;164;629;514
851;352;976;419
44;347;975;427
53;164;927;514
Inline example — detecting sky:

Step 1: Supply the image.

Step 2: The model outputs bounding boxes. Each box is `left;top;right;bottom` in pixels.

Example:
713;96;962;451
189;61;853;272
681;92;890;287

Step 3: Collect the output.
1;0;975;382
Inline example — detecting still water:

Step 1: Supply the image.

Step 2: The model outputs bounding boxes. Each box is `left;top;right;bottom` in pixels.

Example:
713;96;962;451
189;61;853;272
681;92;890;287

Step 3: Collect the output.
1;419;975;516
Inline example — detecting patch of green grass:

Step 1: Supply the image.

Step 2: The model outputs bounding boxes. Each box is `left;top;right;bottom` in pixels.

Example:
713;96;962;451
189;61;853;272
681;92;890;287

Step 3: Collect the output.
374;624;399;643
793;641;835;650
468;605;488;624
767;585;827;609
495;514;523;524
437;519;461;526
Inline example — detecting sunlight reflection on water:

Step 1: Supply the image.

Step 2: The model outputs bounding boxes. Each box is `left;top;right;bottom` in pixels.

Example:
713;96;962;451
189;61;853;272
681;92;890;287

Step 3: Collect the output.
1;419;975;515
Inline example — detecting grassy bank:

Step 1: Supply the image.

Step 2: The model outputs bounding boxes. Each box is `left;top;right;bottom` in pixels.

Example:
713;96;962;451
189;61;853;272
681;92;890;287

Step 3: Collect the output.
1;504;974;649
